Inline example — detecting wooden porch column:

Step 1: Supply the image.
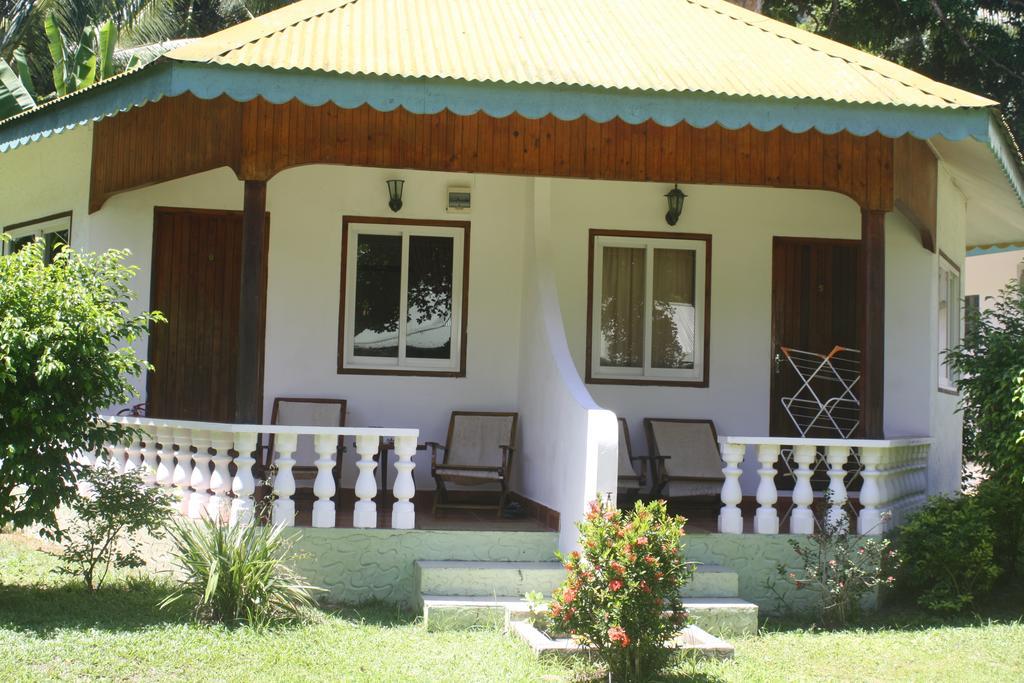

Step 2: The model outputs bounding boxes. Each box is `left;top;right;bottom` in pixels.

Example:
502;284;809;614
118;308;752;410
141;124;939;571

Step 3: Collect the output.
859;209;885;438
235;180;267;424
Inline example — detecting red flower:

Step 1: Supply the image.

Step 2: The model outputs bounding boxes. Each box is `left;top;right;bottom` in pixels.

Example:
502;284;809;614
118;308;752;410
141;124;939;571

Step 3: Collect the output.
608;579;624;592
570;550;581;560
644;555;657;565
563;587;577;604
550;603;562;617
604;511;616;521
607;626;630;648
639;580;650;593
609;561;625;574
636;536;649;546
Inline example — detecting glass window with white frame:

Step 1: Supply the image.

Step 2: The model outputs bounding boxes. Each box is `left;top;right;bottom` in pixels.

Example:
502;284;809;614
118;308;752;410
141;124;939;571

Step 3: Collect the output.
937;256;961;391
341;221;465;374
3;213;71;264
589;233;709;384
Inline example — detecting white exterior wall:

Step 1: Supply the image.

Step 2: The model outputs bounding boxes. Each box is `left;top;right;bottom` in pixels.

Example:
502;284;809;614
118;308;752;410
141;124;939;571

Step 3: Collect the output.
1;126;962;504
928;165;967;495
966;250;1023;311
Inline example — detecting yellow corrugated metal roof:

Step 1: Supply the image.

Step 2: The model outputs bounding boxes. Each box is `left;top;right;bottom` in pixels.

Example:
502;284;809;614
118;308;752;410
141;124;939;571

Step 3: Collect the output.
167;0;995;109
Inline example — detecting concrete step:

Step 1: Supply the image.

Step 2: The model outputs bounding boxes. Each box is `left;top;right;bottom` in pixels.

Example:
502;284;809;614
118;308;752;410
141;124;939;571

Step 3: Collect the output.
683;598;759;636
421;595;527;632
421;594;758;636
681;564;739;599
415;560;565;598
414;560;740;599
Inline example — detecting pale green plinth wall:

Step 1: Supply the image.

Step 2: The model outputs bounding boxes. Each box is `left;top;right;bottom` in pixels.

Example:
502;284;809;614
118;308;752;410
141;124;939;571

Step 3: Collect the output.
286;529;559;608
684;533;876;616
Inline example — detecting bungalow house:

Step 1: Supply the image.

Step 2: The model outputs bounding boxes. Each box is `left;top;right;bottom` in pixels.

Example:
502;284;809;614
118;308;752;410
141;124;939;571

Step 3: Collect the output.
2;0;1023;627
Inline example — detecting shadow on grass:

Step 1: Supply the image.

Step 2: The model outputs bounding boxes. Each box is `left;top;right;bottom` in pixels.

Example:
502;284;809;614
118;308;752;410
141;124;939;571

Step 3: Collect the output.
758;574;1024;636
0;575;189;636
320;601;419;629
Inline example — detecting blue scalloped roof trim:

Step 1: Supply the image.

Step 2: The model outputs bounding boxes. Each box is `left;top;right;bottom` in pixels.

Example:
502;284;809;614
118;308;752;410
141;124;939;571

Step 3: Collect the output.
0;61;995;154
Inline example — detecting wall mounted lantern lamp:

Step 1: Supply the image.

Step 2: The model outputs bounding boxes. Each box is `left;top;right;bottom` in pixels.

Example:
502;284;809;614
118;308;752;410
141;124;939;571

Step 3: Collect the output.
386;179;405;212
664;184;687;226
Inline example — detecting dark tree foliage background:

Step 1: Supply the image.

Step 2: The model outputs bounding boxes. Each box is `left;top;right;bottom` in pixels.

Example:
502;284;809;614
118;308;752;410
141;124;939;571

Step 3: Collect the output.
763;1;1024;145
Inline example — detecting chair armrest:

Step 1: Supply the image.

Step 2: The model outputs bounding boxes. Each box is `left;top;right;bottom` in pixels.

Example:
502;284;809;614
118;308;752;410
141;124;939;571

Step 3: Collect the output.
425;441;446;469
498;445;515;474
435;464;503;472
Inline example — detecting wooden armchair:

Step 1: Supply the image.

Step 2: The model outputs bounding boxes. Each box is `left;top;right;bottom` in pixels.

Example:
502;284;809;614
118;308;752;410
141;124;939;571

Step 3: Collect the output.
643;418;724;500
427;411;518;515
258;398;347;496
617;418;650;501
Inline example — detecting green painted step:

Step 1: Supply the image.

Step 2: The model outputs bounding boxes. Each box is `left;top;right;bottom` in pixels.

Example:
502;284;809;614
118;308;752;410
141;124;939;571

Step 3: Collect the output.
413;560;740;599
420;595;758;637
683;598;759;636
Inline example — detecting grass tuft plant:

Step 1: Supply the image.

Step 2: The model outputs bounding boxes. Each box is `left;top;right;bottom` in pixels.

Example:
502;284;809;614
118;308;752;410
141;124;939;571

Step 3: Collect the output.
160;517;322;627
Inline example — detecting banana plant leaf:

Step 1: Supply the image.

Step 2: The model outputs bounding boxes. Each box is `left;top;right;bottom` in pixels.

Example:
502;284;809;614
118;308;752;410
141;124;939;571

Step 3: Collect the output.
12;47;35;100
70;32;97;91
96;20;117;81
43;14;67;97
0;57;35;120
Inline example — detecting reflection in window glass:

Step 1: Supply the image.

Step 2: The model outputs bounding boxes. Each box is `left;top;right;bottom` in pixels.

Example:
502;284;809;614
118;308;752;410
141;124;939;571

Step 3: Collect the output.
651;248;696;369
406;235;454;359
352;233;402;358
600;246;645;368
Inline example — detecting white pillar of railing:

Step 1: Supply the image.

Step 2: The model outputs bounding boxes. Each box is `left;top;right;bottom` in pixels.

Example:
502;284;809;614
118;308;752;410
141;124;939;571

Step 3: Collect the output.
139;430;158;486
207;431;233;522
754;443;780;534
155;424;175;489
790;444;817;534
108;443;127;474
718;442;745;534
231;432;258;525
171;427;194;514
124;437;143;475
392;435;418;530
353;434;380;528
825;445;851;532
188;431;213;519
311;433;338;528
857;446;883;534
272;432;298;527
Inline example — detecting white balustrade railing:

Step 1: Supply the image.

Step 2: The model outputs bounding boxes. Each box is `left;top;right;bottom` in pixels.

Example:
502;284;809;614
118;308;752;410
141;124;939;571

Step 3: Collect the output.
716;436;931;536
87;415;420;530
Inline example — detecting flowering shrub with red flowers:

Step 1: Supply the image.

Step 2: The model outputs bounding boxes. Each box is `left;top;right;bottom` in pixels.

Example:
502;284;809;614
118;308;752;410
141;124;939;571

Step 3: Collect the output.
549;498;692;681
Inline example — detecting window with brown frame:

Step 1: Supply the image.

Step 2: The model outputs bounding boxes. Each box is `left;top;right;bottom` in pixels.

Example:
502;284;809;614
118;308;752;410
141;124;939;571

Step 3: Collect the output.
937;251;961;393
586;230;711;387
338;216;469;377
3;211;72;264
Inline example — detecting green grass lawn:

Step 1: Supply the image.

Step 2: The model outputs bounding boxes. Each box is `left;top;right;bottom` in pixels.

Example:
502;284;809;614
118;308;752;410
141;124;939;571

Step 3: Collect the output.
1;532;1022;682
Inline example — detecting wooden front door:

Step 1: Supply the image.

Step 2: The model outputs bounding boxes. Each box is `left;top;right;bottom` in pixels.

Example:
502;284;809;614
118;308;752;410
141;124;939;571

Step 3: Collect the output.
769;237;860;438
147;207;267;422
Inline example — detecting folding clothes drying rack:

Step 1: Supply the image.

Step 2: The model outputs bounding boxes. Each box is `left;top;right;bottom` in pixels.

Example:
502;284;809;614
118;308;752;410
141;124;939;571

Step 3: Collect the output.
779;345;861;439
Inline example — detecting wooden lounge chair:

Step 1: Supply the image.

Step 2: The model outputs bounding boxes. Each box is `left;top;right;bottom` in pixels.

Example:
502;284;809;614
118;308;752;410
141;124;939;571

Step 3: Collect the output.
643;418;724;499
259;398;347;497
617;418;649;501
427;411;518;515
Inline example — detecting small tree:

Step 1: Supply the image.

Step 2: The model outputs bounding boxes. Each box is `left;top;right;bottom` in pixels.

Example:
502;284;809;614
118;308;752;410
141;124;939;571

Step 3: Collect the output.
56;464;174;590
550;498;692;681
0;238;161;535
946;280;1024;487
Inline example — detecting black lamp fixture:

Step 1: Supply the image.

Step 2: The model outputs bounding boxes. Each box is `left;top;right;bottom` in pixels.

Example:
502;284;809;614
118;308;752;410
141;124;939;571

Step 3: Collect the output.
664;184;687;226
386;179;405;212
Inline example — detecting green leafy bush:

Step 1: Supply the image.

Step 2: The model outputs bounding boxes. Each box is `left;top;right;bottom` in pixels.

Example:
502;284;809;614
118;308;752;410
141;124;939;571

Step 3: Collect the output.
161;518;322;626
0;238;162;533
946;280;1024;491
897;495;1002;612
549;498;692;681
975;477;1024;576
56;464;174;590
776;506;900;627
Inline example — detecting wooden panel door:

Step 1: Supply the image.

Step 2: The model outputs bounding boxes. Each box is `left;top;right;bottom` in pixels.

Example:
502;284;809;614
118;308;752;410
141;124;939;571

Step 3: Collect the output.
769;238;860;438
147;208;266;422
